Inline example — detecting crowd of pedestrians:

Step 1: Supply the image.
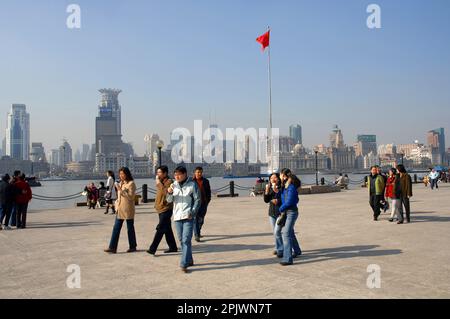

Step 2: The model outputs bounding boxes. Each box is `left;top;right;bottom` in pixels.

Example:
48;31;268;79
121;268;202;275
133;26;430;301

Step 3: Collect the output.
103;165;209;273
0;170;33;230
367;164;412;224
3;160;438;272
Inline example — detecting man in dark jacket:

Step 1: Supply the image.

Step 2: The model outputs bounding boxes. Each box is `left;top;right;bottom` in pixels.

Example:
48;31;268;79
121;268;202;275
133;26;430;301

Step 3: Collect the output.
192;167;211;242
0;174;15;230
147;165;178;255
396;164;413;223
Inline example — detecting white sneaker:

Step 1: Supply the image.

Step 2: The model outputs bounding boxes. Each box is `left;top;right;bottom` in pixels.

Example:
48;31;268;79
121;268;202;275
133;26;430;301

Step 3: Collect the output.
4;226;12;230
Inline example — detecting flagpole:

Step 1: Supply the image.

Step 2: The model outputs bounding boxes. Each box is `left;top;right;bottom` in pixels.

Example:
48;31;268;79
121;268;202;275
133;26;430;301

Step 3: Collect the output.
267;26;273;173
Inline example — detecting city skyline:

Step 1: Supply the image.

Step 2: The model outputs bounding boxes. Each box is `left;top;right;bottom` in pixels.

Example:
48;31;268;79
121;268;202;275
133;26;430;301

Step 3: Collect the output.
0;0;449;154
1;98;447;160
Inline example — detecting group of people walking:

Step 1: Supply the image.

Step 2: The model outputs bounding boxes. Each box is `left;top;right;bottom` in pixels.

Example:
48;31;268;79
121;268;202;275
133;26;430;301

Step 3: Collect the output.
103;165;211;273
96;161;424;271
0;170;33;230
83;171;118;214
367;164;413;224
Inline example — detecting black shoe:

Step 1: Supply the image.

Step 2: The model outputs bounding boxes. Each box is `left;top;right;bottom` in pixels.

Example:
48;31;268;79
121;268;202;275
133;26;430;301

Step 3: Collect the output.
104;211;108;215
273;251;278;256
127;248;137;253
104;248;117;254
276;254;283;258
194;237;201;242
280;262;293;266
199;235;204;238
397;221;404;224
292;253;302;258
388;218;394;222
181;267;190;273
373;217;378;221
146;249;156;255
164;249;178;254
188;262;194;267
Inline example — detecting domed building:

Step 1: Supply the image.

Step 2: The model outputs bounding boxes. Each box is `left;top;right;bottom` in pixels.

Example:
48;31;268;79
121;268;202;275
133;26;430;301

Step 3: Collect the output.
293;144;305;156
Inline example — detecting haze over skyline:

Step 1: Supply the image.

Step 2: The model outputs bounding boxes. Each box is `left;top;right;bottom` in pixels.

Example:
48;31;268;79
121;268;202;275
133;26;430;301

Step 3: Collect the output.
1;0;449;155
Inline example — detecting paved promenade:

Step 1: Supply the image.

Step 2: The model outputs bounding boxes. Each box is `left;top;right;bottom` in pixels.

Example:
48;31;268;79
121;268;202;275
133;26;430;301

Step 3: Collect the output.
1;184;449;298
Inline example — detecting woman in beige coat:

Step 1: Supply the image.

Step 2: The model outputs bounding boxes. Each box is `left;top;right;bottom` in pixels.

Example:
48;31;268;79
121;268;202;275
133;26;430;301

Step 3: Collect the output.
104;167;137;253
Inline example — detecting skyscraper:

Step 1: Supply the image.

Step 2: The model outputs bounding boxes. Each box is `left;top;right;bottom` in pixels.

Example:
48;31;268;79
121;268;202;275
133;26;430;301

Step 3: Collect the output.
95;89;123;155
81;144;90;161
289;124;302;145
5;104;30;160
29;142;46;162
355;135;377;157
49;149;60;167
329;125;344;148
58;140;73;168
427;128;446;164
74;149;82;162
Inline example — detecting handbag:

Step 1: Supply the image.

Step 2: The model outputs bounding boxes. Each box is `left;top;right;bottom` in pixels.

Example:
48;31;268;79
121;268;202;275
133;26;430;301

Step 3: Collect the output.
276;212;287;227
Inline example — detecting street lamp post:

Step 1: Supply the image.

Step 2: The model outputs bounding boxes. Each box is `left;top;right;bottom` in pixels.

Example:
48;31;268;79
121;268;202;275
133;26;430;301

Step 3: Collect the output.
156;140;164;168
314;150;319;186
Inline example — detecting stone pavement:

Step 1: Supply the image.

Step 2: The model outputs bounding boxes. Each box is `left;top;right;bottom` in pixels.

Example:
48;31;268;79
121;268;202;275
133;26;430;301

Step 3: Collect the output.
1;184;449;298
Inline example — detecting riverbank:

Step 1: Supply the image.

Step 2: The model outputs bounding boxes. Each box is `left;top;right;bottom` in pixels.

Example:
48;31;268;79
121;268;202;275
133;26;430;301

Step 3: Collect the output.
1;185;449;298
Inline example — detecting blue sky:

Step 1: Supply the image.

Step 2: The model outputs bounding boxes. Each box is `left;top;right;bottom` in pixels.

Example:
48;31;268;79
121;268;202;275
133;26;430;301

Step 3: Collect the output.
0;0;449;155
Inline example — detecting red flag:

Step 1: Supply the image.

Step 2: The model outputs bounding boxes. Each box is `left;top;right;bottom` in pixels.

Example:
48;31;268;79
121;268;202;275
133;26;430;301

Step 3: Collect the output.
256;30;270;51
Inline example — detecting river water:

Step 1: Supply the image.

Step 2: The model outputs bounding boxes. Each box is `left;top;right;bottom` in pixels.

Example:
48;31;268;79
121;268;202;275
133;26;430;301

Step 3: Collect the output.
29;174;370;211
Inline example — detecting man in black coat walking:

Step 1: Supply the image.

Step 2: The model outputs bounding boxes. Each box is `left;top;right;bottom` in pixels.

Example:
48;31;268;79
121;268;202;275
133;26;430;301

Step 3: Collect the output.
0;174;15;230
192;167;211;242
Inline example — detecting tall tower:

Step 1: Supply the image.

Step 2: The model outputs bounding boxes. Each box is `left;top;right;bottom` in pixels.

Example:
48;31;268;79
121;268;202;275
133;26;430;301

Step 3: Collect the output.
99;88;122;134
58;139;73;168
6;104;30;160
95;89;124;155
428;128;446;165
330;125;344;148
289;124;302;145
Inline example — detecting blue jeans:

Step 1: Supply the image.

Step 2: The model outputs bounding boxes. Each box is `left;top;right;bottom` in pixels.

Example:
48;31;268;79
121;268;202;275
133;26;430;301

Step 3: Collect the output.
291;227;302;256
430;179;438;190
108;218;137;250
274;217;302;257
9;204;17;227
0;204;12;226
269;216;284;254
281;210;300;264
175;219;194;268
194;205;208;238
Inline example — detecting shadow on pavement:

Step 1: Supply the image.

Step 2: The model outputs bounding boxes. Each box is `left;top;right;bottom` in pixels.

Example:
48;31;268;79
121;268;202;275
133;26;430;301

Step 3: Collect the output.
189;244;402;272
27;221;102;229
201;233;273;242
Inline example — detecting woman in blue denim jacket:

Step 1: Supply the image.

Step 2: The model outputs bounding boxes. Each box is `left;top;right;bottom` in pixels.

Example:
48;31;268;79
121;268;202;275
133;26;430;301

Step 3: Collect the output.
278;168;302;265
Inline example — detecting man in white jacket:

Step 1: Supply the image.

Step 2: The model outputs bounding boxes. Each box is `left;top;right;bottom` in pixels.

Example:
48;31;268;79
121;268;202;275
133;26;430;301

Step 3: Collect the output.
429;169;440;190
167;166;201;273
